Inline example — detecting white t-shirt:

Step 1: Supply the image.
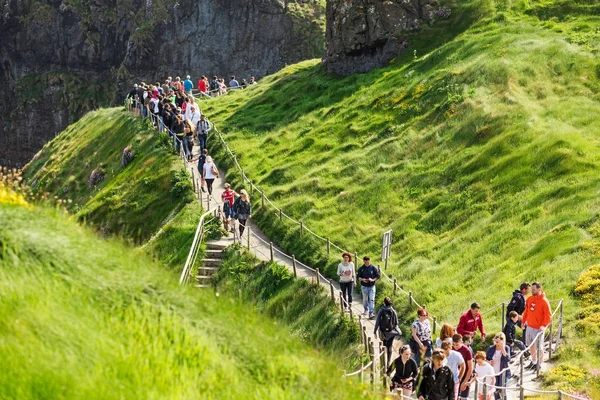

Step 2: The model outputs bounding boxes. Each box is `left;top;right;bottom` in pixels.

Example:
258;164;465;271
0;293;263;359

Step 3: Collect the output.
203;162;217;179
475;362;496;394
492;350;502;374
435;337;452;349
337;262;355;283
445;350;464;383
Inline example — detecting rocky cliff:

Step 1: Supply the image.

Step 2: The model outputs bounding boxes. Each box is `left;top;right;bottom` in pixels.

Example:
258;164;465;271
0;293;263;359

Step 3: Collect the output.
325;0;442;75
0;0;325;166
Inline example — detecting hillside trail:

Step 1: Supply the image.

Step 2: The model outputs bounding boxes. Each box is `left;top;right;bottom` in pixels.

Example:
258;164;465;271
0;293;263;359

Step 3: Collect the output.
185;134;549;399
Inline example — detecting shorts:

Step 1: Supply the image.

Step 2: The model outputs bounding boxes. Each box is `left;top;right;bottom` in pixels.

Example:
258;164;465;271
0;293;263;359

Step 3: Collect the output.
459;378;470;399
525;326;543;347
223;202;235;219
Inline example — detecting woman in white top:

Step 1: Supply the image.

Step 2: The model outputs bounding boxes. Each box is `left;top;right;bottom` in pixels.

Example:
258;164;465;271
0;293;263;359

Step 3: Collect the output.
202;156;218;196
337;252;355;310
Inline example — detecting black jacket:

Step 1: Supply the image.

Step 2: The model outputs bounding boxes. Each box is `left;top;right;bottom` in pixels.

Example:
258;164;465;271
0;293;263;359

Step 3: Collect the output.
417;364;454;400
388;357;418;383
357;265;380;287
506;289;526;318
503;319;517;345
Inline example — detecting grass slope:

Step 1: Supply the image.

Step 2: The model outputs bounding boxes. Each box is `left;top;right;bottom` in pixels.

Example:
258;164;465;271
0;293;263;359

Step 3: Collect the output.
203;0;600;393
23;108;193;243
0;201;369;399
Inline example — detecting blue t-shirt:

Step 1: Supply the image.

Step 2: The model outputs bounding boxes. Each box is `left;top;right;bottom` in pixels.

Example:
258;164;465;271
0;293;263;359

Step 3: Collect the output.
184;79;193;92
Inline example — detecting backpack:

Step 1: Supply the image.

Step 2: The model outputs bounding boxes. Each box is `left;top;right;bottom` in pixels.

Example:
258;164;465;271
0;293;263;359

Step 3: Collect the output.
380;309;394;333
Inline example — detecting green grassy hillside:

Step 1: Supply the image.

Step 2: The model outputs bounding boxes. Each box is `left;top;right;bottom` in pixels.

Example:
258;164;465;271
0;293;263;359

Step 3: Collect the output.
22;108;193;243
0;199;369;399
203;0;600;393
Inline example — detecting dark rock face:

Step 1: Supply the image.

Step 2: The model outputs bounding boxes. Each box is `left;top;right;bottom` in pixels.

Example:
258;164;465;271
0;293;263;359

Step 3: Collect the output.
0;0;324;166
325;0;437;75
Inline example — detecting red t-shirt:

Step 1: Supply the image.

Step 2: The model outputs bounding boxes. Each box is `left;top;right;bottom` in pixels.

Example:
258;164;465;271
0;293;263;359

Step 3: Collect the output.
221;190;237;207
198;80;207;93
455;345;473;381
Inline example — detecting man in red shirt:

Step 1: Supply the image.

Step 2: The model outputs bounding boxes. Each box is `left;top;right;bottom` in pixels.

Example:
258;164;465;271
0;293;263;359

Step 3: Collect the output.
452;334;473;400
522;282;552;370
456;303;486;343
221;183;238;232
198;75;207;95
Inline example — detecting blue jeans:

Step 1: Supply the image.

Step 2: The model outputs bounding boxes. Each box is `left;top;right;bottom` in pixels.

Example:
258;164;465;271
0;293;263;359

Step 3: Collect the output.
158;117;164;132
199;133;208;150
182;136;191;157
361;285;375;314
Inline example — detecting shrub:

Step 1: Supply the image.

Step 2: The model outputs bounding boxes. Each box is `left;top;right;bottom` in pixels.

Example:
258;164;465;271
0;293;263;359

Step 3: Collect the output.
88;168;105;189
121;146;135;167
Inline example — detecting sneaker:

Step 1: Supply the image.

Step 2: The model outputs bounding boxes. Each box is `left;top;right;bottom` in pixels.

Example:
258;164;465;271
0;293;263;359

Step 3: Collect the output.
526;362;537;370
362;311;368;316
369;313;375;320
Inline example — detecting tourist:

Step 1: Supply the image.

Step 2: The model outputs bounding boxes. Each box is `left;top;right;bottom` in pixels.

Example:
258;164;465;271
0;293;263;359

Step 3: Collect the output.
202;155;218;196
373;297;401;366
175;90;185;108
503;311;526;358
221;183;238;232
219;78;228;95
452;334;474;400
173;76;183;92
197;149;208;193
240;78;247;88
249;76;257;85
182;120;194;160
471;351;495;400
198;75;207;95
436;322;455;348
198;114;211;151
233;189;251;237
457;303;486;343
210;76;219;95
417;349;454;400
441;341;466;400
357;256;379;319
229;75;239;88
387;345;418;398
337;252;355;310
188;104;201;131
410;307;432;366
522;282;551;370
486;332;511;400
171;109;185;152
506;282;531;326
183;75;193;94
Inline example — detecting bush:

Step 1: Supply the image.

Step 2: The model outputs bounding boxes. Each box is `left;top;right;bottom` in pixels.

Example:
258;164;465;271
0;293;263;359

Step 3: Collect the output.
121;146;135;167
88;168;105;188
169;168;192;198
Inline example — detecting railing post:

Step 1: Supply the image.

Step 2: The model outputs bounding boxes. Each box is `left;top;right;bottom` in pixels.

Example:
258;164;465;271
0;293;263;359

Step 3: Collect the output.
339;291;344;314
502;302;506;332
326;237;330;254
279;208;282;222
250;183;254;196
432;317;437;334
482;380;487;400
519;355;524;386
269;241;274;261
558;390;563;400
559;299;564;339
315;268;319;285
371;340;378;390
247;226;251;249
206;191;210;210
548;323;553;359
536;336;542;378
474;379;479;400
501;369;506;400
292;254;297;278
191;169;197;193
393;278;397;295
354;252;358;266
519;385;524;400
363;326;368;353
329;279;334;300
358;317;364;345
409;291;413;307
261;192;265;208
299;221;304;236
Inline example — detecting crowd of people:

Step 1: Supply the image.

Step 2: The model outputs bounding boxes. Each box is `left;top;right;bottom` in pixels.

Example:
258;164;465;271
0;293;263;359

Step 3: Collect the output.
126;75;255;239
335;253;553;400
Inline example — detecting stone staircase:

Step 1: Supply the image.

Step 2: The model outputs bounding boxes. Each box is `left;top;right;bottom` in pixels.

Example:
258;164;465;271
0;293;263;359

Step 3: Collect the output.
195;241;227;288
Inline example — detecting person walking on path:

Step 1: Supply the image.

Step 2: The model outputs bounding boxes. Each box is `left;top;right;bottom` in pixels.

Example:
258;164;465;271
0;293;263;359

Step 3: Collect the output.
233;189;251;237
198;75;207;95
202;155;218;196
198;115;211;151
486;332;511;400
436;323;455;348
183;75;193;94
471;351;496;400
171;110;185;153
522;282;551;370
457;303;486;343
221;183;238;232
441;341;466;400
373;297;401;366
387;344;418;398
503;311;526;358
417;349;455;400
452;334;474;400
410;307;433;366
337;252;355;310
197;149;208;193
357;256;379;319
182;120;195;161
229;75;239;88
506;282;531;327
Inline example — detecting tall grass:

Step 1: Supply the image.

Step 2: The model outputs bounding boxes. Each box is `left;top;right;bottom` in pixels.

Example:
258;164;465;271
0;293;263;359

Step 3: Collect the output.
202;0;600;394
0;202;370;399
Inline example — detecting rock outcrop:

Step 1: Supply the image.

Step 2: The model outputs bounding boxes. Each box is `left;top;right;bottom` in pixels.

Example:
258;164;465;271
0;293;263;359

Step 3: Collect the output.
325;0;439;75
0;0;325;166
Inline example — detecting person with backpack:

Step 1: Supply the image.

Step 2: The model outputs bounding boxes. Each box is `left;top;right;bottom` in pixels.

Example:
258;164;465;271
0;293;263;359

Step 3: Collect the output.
506;282;531;327
417;349;455;400
233;190;251;237
198;114;211;151
202;156;219;196
337;252;356;310
197;149;208;193
357;256;379;319
210;76;219;96
387;344;418;398
373;297;401;366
